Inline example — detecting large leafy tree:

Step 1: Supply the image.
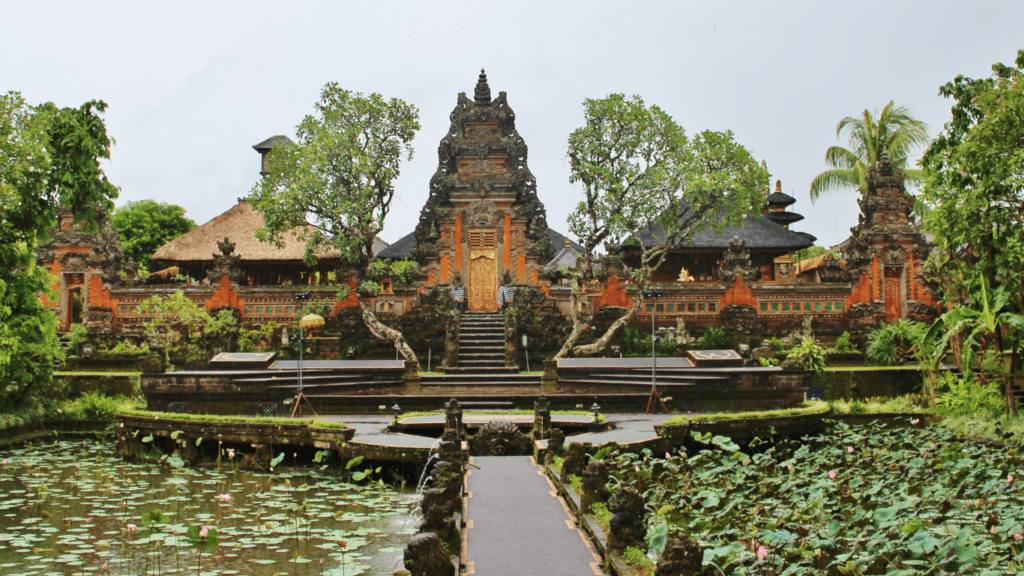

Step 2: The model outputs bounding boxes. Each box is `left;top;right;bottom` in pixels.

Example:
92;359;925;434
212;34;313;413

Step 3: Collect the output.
111;199;196;272
0;92;118;408
248;83;421;364
556;94;767;358
809;101;929;202
920;47;1024;415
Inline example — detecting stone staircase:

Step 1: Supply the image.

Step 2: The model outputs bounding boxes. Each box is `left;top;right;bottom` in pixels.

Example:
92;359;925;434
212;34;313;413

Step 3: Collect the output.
421;311;540;388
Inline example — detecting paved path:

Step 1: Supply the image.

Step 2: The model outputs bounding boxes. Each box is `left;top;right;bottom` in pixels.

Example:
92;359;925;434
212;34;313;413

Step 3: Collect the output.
465;456;606;576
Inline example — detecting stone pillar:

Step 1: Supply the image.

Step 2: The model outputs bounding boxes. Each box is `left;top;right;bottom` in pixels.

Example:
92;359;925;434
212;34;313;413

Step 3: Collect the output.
403;532;455;576
608;485;646;550
580;460;610;514
533;395;551;439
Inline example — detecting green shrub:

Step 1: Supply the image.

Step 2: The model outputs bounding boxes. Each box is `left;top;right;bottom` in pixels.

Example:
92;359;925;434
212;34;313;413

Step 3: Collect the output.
622;546;655;575
829;331;859;354
60;392;134;421
935;372;1005;417
865;320;922;365
67;323;89;355
786;337;826;373
590;502;612;530
567;473;583;494
696;326;727;349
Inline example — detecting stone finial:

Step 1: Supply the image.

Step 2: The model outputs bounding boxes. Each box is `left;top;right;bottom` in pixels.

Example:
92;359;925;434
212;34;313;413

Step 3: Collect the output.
878;152;893;176
474;69;491;106
564;237;571;248
775;180;782;193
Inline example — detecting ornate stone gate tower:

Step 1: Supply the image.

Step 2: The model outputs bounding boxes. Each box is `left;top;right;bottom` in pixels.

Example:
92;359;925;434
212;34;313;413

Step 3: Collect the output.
844;153;936;325
411;70;554;311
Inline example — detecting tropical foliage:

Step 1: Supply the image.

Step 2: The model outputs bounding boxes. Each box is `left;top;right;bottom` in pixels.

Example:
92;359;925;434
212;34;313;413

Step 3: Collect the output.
809;101;929;202
921;47;1024;416
601;422;1024;575
0;92;118;409
557;94;767;358
249;83;421;365
110;199;196;272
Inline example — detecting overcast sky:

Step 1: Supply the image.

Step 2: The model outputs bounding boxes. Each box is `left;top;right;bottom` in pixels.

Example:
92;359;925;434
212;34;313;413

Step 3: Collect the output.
3;1;1022;249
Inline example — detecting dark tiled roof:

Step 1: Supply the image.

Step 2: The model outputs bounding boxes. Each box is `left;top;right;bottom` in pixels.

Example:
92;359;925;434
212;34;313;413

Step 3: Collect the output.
376;231;417;259
377;228;583;260
630;212;814;251
767;191;797;206
765;211;805;225
547;229;584;253
796;231;818;243
252;135;295;152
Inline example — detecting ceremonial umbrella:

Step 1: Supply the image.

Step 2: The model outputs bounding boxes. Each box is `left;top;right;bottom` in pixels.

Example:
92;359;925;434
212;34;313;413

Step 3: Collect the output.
299;314;325;329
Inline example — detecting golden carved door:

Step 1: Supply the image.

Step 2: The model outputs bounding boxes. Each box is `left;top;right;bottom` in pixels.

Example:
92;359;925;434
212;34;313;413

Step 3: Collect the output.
467;230;498;311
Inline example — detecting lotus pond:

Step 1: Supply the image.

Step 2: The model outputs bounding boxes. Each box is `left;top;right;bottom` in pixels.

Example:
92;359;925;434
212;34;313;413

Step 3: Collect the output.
605;421;1024;575
0;440;418;575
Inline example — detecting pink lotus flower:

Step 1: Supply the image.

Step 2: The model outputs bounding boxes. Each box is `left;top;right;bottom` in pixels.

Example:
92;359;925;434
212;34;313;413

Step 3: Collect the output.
226;449;235;459
846;446;854;453
1;459;7;465
1008;474;1014;483
57;408;63;414
126;524;138;534
119;422;124;428
829;470;836;479
756;545;768;559
215;493;232;503
1014;533;1022;541
199;526;209;538
911;418;920;425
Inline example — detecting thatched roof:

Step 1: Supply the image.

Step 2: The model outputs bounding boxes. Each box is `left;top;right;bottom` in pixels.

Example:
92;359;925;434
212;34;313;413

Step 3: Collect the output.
151;201;348;264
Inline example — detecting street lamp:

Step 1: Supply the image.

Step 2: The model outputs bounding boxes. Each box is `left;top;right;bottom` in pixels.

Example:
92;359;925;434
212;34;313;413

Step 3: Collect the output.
641;289;669;414
392;403;402;425
521;333;530;372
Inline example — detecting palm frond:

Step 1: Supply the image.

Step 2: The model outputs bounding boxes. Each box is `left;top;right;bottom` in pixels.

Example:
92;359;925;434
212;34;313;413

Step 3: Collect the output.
809;168;860;203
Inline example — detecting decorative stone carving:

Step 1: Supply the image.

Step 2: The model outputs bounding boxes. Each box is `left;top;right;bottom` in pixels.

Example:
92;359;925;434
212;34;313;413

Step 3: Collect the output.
468;419;531;456
403;532;455;576
580;460;610;514
817;252;850;283
443;307;460;369
655;536;705;576
412;70;553;266
607;485;646;550
533;396;551;440
207;236;243;284
717;236;760;283
560;442;588;483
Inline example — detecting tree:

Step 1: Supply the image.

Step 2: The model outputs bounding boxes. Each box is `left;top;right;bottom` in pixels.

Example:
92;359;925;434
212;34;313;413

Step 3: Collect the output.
920;47;1024;415
248;83;421;364
809;101;929;202
111;199;196;272
555;94;767;358
0;92;118;407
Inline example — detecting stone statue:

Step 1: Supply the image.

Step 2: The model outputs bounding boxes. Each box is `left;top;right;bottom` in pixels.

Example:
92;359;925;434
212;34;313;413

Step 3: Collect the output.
655;536;705;576
444;398;463;441
545;428;566;464
559;442;588;483
403;532;455;576
607;485;646;550
580;460;610;514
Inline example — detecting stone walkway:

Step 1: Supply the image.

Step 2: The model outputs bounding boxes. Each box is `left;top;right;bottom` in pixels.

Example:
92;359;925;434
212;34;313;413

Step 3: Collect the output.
464;456;606;576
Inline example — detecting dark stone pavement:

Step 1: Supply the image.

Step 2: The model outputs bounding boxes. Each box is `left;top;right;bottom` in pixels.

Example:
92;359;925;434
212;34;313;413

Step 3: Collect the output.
466;456;605;576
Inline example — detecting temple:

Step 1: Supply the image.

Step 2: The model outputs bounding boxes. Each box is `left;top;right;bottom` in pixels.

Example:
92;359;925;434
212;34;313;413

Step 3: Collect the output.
41;72;938;345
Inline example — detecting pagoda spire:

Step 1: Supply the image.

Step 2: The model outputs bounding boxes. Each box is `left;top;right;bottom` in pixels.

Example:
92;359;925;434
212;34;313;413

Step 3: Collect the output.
474;69;491;106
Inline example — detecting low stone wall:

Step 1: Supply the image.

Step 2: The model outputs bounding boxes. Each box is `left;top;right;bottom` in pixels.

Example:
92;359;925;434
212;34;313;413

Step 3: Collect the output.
54;373;138;398
814;368;922;400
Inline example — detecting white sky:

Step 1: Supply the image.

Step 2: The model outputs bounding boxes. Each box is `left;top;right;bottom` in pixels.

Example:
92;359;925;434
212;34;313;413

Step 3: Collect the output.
3;1;1022;249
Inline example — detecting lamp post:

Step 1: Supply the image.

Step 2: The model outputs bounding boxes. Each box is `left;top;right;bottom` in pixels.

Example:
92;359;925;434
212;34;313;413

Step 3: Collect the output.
290;292;322;417
641;289;669;414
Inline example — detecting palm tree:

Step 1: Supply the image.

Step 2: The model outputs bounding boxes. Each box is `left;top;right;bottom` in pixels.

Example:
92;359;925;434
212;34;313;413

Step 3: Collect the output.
809;101;929;202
